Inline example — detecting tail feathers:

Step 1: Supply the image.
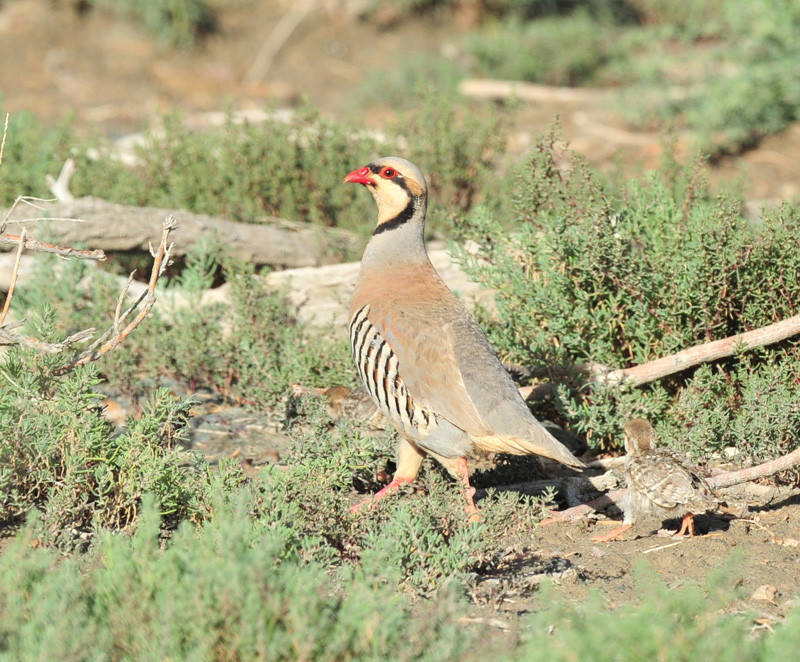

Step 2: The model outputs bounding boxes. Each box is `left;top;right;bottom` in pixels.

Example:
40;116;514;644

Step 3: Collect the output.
474;432;585;469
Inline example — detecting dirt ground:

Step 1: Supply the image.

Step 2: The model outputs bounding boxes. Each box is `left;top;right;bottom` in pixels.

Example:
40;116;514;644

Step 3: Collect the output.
526;486;800;621
2;0;800;617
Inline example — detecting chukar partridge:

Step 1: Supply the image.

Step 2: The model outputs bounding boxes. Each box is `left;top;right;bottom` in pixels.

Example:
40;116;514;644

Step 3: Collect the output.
592;418;718;541
344;156;585;515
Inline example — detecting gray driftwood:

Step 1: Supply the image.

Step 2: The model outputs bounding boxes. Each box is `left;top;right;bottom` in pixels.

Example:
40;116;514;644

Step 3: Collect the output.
1;197;354;269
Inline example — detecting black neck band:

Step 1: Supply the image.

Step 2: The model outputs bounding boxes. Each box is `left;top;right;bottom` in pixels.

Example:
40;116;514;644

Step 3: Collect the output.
373;199;416;236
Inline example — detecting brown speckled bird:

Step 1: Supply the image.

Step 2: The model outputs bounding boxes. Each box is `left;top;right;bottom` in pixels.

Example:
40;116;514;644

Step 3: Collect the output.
592;418;718;542
344;156;584;515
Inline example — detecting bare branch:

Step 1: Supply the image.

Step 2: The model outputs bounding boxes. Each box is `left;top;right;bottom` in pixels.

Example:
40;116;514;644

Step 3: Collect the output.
243;0;317;84
0;113;8;166
0;227;26;326
0;233;106;261
459;79;613;104
3;195;57;229
0;324;96;353
540;489;627;526
82;271;141;355
592;313;800;387
707;447;800;489
54;216;177;374
46;158;76;202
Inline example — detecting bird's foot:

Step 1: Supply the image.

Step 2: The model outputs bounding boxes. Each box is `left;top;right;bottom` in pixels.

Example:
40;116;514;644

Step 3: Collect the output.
591;523;632;543
456;458;481;523
350;475;414;513
463;485;481;523
674;513;696;537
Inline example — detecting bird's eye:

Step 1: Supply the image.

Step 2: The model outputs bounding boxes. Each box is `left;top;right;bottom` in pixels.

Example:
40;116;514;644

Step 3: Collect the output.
380;167;397;179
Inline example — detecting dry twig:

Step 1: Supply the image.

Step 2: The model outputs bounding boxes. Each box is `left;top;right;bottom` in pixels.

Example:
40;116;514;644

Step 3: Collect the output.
1;216;175;366
0;113;8;167
243;0;318;84
54;216;177;374
0;232;106;261
0;227;25;327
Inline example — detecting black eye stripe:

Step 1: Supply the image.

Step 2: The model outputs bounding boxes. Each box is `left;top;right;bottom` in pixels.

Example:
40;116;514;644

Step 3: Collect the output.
368;164;413;194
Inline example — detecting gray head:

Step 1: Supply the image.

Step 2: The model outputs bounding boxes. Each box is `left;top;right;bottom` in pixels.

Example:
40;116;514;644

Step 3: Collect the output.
343;156;428;234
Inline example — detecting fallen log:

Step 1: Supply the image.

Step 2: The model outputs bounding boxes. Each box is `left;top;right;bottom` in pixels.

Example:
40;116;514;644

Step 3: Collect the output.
458;79;612;104
1;196;354;269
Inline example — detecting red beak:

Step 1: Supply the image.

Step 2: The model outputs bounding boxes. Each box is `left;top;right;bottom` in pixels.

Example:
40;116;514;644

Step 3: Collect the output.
343;166;373;186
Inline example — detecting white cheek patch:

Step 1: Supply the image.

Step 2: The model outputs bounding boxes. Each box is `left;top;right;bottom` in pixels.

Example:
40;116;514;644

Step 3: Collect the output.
375;182;411;223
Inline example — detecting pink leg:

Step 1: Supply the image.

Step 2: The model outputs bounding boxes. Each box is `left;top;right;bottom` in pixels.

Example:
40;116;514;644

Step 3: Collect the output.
454;457;480;522
591;523;632;542
350;475;415;513
675;513;695;537
350;438;425;514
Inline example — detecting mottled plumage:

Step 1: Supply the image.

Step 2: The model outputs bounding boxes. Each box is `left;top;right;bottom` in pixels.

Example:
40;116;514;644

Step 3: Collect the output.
344;156;584;514
593;418;718;541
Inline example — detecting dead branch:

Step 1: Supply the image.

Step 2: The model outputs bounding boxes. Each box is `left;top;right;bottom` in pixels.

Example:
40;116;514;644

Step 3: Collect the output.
46;158;76;202
0;113;8;166
243;0;318;84
477;472;619;508
591;313;800;387
0;232;106;261
0;227;25;326
54;216;177;374
540;489;627;525
706;447;800;489
539;445;800;525
458;79;612;104
1;196;352;269
0;323;96;353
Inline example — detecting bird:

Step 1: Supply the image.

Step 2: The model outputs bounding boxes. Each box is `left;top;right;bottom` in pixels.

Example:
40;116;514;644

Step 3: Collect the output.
343;156;585;516
592;418;719;542
323;385;388;430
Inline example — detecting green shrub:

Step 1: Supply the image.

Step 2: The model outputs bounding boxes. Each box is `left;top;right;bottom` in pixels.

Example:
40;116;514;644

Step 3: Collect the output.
0;97;506;247
2;499;799;660
0;113;84;204
15;240;355;411
618;0;800;156
87;0;216;49
456;130;800;455
0;328;205;548
394;87;508;233
520;561;764;662
465;12;628;86
0;495;473;661
353;56;465;112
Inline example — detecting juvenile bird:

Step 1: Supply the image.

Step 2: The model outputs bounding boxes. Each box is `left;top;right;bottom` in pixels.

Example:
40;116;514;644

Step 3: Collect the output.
344;156;584;516
592;418;719;542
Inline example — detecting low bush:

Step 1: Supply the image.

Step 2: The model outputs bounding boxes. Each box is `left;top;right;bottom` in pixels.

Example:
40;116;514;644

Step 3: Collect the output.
0;96;506;246
15;239;355;411
0;334;205;548
86;0;216;49
457;129;800;457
